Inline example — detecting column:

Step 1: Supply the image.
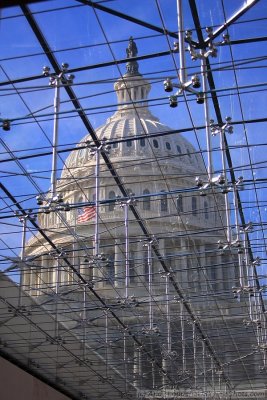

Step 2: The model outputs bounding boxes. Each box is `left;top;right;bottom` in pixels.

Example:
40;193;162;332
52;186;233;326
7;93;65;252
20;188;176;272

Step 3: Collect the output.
133;345;140;388
114;239;123;287
135;240;145;287
180;237;188;289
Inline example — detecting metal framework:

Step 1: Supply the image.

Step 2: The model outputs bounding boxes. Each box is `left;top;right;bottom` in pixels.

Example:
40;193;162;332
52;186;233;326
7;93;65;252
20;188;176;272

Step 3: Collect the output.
0;1;267;399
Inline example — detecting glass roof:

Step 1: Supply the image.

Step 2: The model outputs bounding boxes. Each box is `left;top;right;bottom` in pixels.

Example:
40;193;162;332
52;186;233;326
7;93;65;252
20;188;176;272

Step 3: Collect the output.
0;1;267;399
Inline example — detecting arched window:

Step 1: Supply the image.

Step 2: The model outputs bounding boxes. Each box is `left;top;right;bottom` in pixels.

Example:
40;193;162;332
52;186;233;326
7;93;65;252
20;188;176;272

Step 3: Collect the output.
160;190;168;212
177;195;183;213
166;142;171;150
108;190;116;211
210;264;217;290
192;196;197;216
177;145;182;154
153;139;159;148
204;201;209;219
112;141;118;148
141;87;144;99
106;254;115;283
139;138;146;147
143;189;151;211
126;139;132;147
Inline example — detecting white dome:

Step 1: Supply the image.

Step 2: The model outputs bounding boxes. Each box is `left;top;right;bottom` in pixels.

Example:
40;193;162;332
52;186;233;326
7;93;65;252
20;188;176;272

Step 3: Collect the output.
61;63;205;181
61;115;204;180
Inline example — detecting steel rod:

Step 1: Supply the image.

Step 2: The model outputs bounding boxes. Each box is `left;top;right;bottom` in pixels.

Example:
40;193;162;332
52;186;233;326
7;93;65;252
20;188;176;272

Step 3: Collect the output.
181;301;186;373
193;323;197;388
220;130;232;243
233;184;244;287
148;241;153;330
18;216;27;310
201;53;213;180
125;202;129;298
166;274;171;353
94;148;100;258
51;81;60;199
177;0;186;84
54;258;59;339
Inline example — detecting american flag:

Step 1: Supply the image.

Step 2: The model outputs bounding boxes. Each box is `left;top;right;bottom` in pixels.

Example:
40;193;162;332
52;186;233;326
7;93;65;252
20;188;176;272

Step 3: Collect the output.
77;206;96;223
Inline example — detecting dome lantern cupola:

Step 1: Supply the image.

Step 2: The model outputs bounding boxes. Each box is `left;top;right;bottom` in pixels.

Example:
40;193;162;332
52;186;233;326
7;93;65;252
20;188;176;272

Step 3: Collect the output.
113;37;152;118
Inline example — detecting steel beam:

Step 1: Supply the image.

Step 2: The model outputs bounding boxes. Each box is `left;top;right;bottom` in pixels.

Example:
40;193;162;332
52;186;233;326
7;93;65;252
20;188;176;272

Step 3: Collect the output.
0;0;47;7
0;36;266;88
205;0;261;44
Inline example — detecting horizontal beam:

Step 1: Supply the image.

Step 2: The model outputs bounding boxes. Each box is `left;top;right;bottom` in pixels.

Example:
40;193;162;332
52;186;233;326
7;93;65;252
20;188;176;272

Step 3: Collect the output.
0;0;47;7
1;116;266;165
0;34;266;88
0;49;171;87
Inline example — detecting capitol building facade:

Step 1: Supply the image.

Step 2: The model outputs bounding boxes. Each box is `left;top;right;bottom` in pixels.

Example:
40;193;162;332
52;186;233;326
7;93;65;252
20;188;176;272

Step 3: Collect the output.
20;40;264;398
24;44;230;297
